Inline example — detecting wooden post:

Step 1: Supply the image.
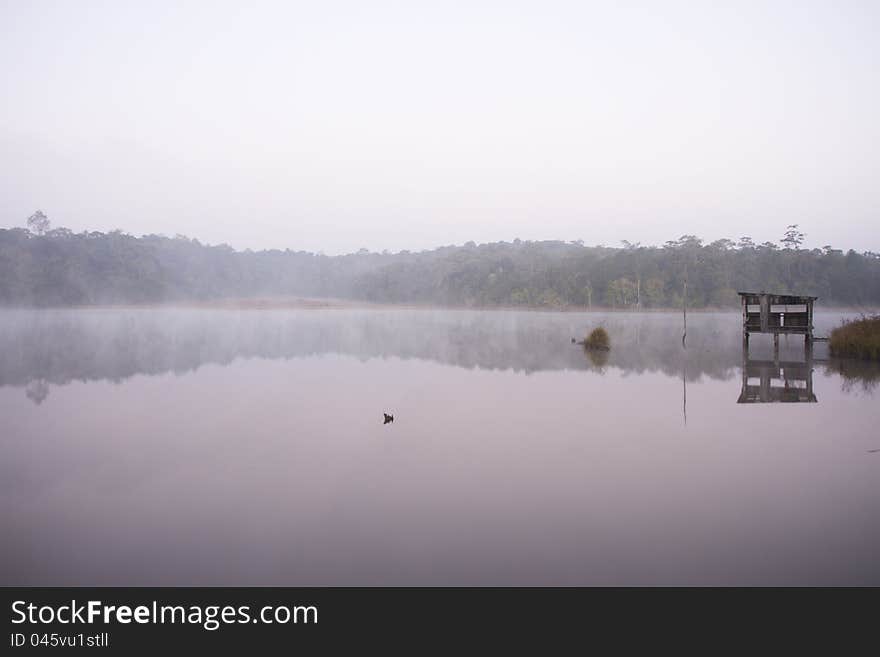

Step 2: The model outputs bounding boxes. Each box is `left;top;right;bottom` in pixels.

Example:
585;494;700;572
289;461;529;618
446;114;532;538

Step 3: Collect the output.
805;329;813;361
805;344;814;400
760;294;769;333
681;265;688;347
760;367;771;402
807;298;814;343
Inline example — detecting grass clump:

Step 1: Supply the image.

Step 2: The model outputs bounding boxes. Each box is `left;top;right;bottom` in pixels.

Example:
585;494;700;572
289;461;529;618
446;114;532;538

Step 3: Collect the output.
584;326;610;351
829;315;880;360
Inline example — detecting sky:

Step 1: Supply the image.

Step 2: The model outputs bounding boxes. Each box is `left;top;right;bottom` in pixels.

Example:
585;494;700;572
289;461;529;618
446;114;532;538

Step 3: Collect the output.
1;0;878;254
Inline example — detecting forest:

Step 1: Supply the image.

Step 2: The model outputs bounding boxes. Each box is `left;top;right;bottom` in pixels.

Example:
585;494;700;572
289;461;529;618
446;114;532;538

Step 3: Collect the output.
2;213;879;308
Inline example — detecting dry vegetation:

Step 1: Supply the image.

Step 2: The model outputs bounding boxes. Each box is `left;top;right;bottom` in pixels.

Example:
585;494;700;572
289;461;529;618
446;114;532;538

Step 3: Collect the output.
829;316;880;360
584;327;610;351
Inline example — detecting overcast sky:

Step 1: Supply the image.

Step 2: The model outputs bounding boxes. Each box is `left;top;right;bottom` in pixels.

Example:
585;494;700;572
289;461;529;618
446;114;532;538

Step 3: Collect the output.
1;0;878;253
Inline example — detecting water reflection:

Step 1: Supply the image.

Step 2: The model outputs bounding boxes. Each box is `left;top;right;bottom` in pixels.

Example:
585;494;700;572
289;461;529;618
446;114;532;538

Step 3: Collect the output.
0;308;876;404
737;355;817;403
24;379;50;405
736;333;818;403
824;358;880;394
583;346;609;370
3;308;880;586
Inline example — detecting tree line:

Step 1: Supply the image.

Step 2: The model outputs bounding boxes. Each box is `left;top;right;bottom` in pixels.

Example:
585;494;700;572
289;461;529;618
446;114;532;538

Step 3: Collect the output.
2;213;878;308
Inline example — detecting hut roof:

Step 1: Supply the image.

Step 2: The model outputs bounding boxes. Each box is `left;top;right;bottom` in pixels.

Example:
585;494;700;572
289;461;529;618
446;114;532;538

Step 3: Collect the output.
737;291;818;301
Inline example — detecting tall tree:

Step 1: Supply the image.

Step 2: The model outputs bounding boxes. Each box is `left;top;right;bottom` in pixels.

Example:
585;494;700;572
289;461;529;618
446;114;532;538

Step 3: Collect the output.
26;210;50;236
781;224;805;250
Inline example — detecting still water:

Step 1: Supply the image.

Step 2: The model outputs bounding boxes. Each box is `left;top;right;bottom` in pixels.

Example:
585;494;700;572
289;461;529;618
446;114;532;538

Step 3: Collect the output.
1;308;878;585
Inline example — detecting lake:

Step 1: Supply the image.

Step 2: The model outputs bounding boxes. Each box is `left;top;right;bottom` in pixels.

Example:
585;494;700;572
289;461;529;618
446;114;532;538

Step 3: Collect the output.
1;308;878;585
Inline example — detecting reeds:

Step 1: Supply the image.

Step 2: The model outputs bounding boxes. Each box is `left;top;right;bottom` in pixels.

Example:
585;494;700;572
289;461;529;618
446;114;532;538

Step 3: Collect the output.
829;315;880;360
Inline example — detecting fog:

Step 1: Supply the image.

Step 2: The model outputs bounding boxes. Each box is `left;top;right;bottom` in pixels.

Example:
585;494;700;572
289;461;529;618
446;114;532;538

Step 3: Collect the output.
2;1;879;253
0;308;871;390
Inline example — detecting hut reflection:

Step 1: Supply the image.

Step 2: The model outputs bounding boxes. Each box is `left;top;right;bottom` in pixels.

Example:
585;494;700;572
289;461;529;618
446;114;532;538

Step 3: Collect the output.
737;347;816;403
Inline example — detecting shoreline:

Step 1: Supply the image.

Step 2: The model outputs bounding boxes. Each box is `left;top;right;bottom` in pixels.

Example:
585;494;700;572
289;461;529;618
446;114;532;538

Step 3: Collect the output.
1;297;877;314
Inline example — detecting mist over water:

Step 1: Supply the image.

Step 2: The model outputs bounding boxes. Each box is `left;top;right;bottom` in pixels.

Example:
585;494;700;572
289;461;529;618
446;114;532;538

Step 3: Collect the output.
2;308;878;585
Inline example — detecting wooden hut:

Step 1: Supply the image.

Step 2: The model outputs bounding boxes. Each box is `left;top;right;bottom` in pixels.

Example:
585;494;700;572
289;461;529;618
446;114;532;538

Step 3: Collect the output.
738;292;816;357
